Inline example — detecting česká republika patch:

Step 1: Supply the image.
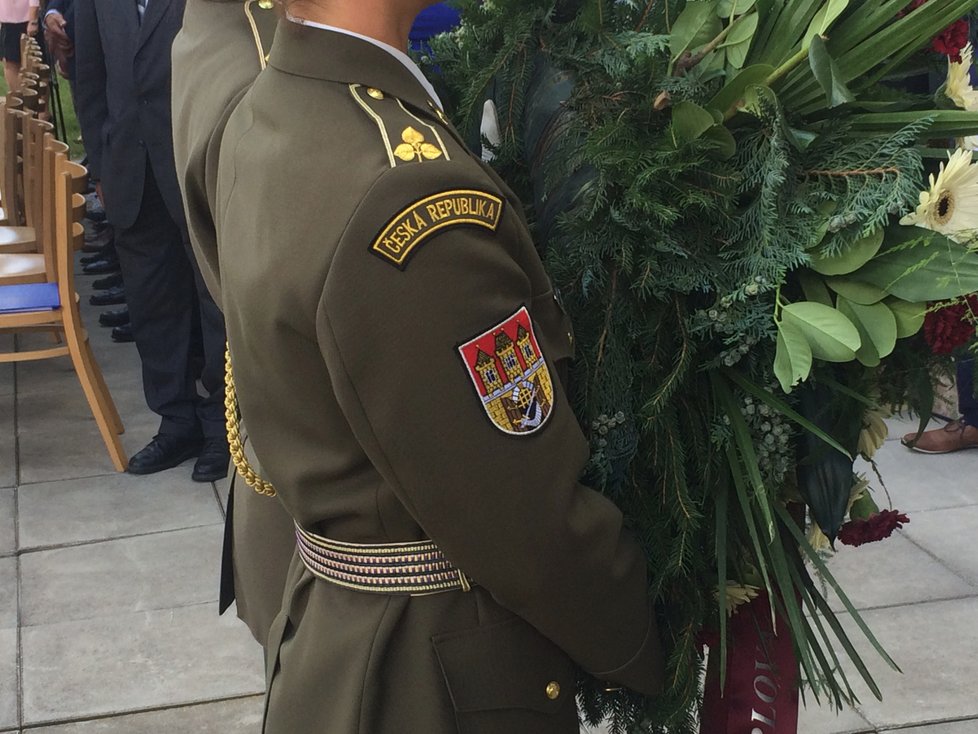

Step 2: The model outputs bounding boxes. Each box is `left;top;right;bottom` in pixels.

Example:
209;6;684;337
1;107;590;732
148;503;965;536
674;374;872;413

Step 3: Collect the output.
371;190;504;269
457;307;555;436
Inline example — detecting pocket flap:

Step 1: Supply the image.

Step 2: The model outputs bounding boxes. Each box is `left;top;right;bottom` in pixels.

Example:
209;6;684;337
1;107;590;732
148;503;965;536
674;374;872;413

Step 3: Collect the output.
433;618;576;714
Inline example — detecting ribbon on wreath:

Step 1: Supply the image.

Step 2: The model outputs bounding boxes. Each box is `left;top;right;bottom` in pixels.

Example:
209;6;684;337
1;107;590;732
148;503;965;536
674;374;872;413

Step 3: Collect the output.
700;591;800;734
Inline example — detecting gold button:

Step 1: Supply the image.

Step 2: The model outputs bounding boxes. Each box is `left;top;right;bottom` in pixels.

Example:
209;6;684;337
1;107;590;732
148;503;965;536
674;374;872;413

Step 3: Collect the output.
367;88;385;100
257;0;274;8
545;681;560;700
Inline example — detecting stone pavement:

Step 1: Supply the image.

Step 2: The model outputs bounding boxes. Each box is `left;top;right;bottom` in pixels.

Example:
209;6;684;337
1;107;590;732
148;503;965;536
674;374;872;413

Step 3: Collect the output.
2;267;977;733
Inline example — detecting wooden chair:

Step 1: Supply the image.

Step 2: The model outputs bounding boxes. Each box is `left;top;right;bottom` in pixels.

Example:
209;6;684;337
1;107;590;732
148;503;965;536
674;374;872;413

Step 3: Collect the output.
0;100;40;251
0;150;127;471
0;127;67;284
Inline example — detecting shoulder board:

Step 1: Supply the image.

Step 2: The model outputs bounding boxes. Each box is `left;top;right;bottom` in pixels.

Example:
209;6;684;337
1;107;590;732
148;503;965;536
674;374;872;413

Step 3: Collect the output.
348;84;452;169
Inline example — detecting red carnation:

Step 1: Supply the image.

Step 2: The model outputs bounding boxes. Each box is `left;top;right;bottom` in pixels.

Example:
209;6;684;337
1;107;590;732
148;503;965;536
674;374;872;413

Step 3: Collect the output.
900;0;971;62
924;297;978;355
933;19;971;62
838;510;910;548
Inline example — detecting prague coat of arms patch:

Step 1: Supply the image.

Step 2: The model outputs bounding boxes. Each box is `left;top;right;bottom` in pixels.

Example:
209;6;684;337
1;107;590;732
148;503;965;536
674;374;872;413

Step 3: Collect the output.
457;307;555;435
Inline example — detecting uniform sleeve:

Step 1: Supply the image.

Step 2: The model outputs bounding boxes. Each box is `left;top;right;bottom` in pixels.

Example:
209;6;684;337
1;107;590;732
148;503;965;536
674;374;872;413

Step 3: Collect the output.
316;161;663;696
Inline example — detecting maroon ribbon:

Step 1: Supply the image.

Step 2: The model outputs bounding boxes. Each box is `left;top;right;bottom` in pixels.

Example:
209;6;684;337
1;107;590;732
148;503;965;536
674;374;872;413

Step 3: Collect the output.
701;592;800;734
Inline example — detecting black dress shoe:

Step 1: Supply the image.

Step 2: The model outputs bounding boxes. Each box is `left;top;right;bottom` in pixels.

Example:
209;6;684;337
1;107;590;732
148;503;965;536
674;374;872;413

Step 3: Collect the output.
111;324;134;342
192;437;231;482
80;252;104;265
89;286;126;307
99;308;130;327
127;434;204;475
93;272;124;291
82;258;121;276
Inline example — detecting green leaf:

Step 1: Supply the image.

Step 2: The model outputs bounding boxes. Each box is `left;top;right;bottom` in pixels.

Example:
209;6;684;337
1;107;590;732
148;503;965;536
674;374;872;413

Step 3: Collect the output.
671;2;722;60
774;319;813;392
857;225;978;302
836;296;898;367
776;503;901;676
798;270;834;306
702;124;737;159
728;371;851;458
718;0;757;18
826;277;888;305
847;110;978;138
671;100;716;144
886;298;926;338
719;12;759;69
715;475;729;688
811;229;885;276
781;301;861;362
707;63;775;114
802;0;850;46
849;490;880;521
808;34;855;108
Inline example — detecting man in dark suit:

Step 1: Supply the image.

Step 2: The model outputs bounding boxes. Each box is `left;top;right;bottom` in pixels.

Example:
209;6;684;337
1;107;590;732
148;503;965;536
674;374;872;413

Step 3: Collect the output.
74;0;229;481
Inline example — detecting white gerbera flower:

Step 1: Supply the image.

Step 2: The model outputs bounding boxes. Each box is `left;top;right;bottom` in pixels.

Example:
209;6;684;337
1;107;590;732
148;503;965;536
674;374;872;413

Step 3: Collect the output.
946;44;978;111
900;149;978;244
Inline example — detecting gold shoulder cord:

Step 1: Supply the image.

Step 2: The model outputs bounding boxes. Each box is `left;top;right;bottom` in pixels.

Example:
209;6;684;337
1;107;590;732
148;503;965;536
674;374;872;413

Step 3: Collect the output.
223;2;277;498
225;348;277;497
243;0;272;71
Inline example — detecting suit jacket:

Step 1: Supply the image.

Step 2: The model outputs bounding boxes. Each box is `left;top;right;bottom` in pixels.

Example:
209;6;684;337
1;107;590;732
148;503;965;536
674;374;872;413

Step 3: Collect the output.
74;0;186;230
171;0;295;648
216;22;664;734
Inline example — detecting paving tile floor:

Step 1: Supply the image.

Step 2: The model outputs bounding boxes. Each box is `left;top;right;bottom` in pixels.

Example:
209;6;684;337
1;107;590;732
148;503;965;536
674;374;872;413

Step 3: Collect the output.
1;257;976;732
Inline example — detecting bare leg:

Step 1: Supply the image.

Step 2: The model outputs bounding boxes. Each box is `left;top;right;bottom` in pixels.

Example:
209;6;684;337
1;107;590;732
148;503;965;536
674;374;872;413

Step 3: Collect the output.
3;59;20;91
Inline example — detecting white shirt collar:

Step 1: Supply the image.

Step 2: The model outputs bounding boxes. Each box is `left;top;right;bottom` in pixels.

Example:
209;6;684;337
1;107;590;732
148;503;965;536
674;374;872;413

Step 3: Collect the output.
287;17;443;111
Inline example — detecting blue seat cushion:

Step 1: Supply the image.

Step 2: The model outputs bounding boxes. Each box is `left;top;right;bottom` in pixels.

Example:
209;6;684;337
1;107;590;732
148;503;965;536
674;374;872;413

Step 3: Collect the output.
0;283;61;314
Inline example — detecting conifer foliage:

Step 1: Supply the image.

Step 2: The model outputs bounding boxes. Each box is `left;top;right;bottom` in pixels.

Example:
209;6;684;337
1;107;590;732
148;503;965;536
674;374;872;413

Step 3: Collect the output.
434;2;978;731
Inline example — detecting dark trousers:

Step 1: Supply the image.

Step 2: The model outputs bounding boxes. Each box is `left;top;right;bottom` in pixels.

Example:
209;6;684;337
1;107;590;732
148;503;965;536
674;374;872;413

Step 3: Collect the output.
960;355;977;428
115;164;226;439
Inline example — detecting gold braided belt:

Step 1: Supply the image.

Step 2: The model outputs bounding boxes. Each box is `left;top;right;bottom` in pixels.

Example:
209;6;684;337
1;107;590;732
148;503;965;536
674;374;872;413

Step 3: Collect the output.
295;524;473;596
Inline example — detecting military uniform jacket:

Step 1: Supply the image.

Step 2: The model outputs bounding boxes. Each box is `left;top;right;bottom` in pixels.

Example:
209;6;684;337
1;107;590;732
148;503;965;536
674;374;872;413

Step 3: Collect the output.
171;0;295;648
215;22;664;734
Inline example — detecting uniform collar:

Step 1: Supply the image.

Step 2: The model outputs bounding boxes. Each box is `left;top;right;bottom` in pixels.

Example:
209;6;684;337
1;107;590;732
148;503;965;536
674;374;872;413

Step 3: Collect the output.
268;19;443;114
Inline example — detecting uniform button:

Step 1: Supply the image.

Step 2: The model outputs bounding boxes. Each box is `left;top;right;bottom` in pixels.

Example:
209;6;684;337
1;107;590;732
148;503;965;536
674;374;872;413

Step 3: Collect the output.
545;681;561;700
257;0;274;7
366;87;384;100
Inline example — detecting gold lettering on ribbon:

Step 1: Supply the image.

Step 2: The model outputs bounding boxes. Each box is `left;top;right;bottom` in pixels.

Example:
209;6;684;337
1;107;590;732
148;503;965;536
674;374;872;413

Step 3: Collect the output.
371;190;505;268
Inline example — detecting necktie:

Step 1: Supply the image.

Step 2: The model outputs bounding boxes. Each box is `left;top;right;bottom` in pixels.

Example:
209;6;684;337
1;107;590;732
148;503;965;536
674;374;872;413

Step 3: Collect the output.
136;0;148;23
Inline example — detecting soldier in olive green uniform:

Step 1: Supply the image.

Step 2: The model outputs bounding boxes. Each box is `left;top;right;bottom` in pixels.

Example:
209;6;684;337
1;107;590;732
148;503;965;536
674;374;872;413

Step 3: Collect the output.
171;0;295;647
213;6;665;733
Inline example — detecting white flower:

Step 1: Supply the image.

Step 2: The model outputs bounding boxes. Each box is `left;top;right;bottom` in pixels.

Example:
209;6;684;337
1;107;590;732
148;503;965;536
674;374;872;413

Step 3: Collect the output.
857;409;888;460
807;523;832;553
946;44;978;111
900;149;978;244
722;581;760;616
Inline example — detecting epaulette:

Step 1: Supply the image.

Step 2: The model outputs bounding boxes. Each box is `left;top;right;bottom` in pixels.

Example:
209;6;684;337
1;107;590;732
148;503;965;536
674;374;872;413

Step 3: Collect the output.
348;84;452;169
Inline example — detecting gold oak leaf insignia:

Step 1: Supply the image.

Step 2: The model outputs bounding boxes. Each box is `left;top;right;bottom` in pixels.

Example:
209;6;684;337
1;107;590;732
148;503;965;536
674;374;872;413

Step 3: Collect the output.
394;126;444;162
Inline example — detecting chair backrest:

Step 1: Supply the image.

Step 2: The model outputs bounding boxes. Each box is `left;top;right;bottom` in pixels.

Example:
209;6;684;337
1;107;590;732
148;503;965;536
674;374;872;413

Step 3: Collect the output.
2;103;27;226
37;134;69;282
53;154;88;313
22;116;53;233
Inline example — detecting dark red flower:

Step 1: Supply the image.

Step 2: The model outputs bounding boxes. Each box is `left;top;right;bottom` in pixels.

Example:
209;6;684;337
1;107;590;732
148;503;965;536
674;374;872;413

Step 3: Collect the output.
838;510;910;547
899;0;971;61
924;296;978;355
933;19;971;63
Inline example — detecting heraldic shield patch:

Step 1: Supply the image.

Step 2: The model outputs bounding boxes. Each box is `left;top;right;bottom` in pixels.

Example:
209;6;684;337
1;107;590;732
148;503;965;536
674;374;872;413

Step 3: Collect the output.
458;306;555;436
